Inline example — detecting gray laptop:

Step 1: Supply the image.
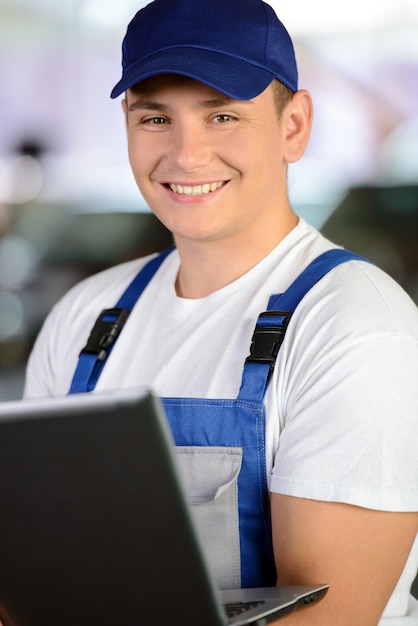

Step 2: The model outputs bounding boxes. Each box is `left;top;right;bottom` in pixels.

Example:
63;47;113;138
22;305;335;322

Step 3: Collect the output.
0;388;328;626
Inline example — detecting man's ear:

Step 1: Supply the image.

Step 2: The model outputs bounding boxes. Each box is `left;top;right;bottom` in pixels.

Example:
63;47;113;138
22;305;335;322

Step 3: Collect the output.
282;90;313;164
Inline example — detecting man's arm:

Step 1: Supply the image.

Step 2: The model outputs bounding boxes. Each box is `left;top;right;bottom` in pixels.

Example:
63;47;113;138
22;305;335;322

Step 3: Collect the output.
270;494;418;625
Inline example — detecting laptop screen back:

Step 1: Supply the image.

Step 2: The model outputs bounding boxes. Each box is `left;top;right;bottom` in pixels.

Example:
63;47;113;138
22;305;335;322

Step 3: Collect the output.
0;389;225;626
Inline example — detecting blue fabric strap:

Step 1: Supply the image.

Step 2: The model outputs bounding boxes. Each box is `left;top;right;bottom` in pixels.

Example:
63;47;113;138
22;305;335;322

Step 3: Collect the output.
238;249;370;403
68;248;174;394
69;246;369;397
267;248;368;312
115;247;174;309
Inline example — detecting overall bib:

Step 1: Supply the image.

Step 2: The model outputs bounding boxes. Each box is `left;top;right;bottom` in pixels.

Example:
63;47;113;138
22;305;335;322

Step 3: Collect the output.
69;247;367;589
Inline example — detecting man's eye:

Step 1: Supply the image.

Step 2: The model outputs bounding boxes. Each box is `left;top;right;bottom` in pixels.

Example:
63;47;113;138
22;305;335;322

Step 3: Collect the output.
143;116;167;125
213;114;235;123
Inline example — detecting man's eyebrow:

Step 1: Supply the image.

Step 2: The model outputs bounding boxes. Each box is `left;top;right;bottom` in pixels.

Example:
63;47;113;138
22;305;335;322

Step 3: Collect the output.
127;96;254;113
196;96;254;109
127;99;168;113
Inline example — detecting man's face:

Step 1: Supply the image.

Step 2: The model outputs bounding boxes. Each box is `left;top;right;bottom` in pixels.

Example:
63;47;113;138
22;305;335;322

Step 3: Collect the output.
123;75;292;249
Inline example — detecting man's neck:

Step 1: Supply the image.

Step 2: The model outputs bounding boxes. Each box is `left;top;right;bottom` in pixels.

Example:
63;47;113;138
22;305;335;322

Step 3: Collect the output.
174;213;299;299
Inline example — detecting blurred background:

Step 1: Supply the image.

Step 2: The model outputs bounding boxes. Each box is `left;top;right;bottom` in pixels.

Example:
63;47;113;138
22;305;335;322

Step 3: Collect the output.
0;0;417;401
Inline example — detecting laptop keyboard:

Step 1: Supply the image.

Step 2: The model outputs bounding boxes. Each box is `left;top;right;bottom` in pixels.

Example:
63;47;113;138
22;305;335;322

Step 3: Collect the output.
224;600;265;618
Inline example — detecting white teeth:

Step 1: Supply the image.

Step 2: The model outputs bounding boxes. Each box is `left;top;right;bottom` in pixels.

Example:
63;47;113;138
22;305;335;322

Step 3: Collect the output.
168;182;223;195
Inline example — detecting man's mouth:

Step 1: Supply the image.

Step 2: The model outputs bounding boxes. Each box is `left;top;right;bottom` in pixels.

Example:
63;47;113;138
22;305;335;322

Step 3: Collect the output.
167;181;225;196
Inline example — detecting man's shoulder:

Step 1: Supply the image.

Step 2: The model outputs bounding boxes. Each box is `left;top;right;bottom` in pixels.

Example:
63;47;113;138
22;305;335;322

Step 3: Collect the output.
64;250;173;304
284;219;417;331
42;250;175;337
288;254;418;342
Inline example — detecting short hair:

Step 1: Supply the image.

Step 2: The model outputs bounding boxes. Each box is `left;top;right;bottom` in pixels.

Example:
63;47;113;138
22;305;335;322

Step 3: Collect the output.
272;79;293;119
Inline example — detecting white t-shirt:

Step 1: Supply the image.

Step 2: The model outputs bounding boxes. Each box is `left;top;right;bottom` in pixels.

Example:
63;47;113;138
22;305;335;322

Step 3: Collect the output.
24;218;418;623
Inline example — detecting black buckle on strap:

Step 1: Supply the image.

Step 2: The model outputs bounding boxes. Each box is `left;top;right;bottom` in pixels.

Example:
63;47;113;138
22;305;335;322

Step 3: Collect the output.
245;310;292;366
81;308;129;362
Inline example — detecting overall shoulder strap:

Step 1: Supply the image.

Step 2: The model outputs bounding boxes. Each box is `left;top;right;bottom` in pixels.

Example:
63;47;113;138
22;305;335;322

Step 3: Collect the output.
238;249;371;403
69;247;370;398
68;247;174;394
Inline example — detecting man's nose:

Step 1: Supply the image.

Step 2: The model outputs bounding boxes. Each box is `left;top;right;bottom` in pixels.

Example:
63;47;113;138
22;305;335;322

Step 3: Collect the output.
169;124;211;171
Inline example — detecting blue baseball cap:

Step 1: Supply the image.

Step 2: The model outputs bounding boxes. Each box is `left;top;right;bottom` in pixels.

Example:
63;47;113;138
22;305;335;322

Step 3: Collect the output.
110;0;298;100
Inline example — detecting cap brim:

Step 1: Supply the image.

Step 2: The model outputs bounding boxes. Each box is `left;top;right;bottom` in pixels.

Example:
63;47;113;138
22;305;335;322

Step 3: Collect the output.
110;47;279;99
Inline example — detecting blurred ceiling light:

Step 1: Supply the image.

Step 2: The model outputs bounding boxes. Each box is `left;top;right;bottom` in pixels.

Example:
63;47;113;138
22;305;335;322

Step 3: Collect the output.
0;235;38;290
79;0;148;28
269;0;418;33
379;117;418;182
0;156;43;205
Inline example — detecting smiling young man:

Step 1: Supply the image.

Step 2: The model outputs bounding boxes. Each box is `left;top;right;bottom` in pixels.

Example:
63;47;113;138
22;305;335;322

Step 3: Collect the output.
23;1;418;624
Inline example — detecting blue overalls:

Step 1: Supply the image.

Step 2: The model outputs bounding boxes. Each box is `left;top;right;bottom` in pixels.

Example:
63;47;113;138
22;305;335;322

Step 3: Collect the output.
69;248;367;589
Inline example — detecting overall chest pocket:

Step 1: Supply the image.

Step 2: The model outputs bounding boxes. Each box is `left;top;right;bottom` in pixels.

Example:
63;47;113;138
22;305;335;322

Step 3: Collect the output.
174;446;243;590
